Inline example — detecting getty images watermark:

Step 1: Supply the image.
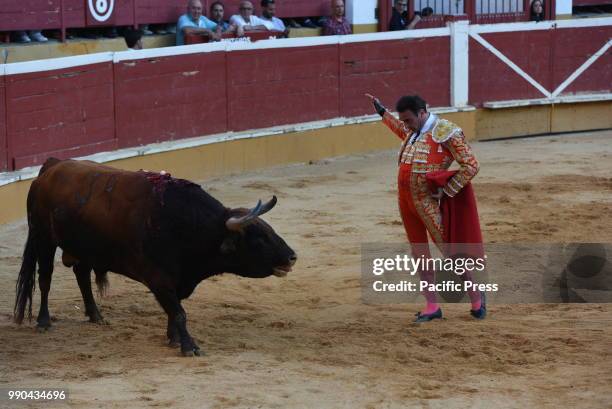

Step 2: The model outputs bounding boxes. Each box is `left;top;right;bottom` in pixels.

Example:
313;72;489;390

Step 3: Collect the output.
361;243;612;304
371;253;495;293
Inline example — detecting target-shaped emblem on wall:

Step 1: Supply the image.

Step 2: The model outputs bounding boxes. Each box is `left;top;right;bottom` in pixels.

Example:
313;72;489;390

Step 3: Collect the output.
88;0;115;22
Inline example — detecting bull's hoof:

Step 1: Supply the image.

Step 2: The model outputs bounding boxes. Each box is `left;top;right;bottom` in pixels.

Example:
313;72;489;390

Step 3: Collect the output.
181;345;202;357
36;323;51;332
167;331;181;348
87;310;108;325
88;316;109;325
181;348;200;357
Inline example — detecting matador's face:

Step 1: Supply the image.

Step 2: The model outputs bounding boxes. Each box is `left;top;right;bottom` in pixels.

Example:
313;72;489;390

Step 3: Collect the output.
399;109;427;133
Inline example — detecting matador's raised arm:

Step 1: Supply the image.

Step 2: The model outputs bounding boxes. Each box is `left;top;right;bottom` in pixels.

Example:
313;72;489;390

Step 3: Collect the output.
382;111;412;141
366;93;413;141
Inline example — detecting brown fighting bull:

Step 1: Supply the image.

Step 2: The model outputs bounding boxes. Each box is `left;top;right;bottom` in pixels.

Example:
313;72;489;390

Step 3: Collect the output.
14;158;296;356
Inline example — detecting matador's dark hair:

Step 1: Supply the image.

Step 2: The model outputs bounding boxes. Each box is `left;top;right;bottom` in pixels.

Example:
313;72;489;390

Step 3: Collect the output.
396;95;427;115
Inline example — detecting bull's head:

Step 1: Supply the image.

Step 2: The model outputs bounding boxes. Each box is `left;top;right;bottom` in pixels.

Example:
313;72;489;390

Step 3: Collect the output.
221;196;297;278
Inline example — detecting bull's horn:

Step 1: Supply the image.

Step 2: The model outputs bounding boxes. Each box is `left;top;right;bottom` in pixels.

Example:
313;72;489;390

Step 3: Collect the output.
258;195;277;216
225;200;262;231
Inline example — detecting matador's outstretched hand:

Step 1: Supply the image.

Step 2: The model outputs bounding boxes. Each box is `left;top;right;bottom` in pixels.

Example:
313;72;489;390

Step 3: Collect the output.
365;93;386;117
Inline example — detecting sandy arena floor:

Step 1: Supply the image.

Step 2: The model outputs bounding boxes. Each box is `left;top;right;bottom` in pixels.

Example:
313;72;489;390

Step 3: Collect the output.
0;130;611;408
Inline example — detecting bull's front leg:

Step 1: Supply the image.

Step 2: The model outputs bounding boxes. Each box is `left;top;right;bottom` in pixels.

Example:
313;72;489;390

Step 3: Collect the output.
167;316;180;348
173;309;201;357
153;288;201;357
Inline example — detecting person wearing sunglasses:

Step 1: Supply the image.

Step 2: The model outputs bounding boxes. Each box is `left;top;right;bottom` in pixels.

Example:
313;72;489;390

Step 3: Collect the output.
390;0;434;31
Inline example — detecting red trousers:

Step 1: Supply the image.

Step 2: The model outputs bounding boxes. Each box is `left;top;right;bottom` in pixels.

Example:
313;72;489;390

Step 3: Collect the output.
398;164;483;309
397;164;446;259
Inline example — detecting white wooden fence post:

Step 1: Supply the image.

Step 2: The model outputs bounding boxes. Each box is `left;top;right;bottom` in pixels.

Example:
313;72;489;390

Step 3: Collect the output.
450;20;470;107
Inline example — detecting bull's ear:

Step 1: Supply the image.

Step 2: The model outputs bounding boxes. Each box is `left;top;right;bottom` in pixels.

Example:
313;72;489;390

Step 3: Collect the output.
220;237;236;254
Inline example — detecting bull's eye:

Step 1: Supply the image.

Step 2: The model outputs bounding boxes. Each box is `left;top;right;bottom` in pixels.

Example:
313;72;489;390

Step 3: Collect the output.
220;238;237;254
248;236;266;251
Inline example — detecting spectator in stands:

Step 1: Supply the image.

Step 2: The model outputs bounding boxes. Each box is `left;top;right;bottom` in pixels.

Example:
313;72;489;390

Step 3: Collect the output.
389;2;433;31
176;0;222;45
322;0;352;36
124;29;143;50
530;0;545;22
260;0;289;36
389;0;409;30
209;1;231;32
14;30;48;43
230;1;268;30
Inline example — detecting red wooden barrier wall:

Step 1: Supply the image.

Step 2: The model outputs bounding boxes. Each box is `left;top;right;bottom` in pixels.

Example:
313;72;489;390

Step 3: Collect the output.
0;76;7;172
339;37;450;117
469;31;550;103
1;24;610;171
114;0;137;26
552;27;612;95
63;0;87;28
114;51;227;148
470;27;612;105
226;45;340;131
137;0;185;25
0;0;63;31
5;62;116;169
275;0;330;18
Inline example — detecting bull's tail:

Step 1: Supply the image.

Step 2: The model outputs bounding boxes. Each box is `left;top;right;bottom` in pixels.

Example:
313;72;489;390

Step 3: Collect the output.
14;157;62;324
94;270;109;297
14;228;37;324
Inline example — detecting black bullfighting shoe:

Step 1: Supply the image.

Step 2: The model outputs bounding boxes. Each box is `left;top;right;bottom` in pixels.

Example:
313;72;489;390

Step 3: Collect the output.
414;308;443;323
470;291;487;320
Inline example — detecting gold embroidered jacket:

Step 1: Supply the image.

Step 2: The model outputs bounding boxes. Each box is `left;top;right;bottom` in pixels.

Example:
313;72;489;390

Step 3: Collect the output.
382;112;479;197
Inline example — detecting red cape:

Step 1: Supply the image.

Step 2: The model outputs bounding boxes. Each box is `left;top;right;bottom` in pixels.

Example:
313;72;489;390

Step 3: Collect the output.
426;171;484;259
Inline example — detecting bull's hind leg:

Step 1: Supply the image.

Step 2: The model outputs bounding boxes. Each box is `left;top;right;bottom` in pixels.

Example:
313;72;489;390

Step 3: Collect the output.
73;263;106;324
36;244;57;331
